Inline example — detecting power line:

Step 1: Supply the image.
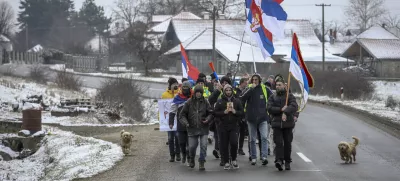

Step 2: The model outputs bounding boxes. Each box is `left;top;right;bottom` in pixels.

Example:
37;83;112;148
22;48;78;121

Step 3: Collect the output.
316;3;331;72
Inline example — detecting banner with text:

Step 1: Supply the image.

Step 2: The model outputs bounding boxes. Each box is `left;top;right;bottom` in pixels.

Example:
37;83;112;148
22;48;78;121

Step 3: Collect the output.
158;99;177;131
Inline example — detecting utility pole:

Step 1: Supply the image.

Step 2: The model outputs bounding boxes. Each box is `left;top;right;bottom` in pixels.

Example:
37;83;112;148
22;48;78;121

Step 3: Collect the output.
212;6;217;72
25;24;29;51
315;3;331;71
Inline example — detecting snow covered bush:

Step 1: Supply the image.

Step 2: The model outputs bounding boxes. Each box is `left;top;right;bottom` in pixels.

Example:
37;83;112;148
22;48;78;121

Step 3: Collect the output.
310;71;374;100
29;65;48;84
385;95;398;110
55;69;82;91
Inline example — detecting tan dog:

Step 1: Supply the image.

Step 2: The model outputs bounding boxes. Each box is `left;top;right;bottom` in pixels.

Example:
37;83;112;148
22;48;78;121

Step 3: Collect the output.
120;130;134;155
338;136;359;163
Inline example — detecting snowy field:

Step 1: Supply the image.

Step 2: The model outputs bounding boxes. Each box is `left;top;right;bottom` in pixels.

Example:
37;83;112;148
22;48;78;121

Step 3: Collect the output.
305;81;400;123
0;76;158;126
0;126;123;181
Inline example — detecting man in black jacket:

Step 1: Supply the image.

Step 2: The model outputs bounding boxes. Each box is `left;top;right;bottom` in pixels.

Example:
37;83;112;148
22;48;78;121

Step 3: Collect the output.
240;73;273;166
180;85;213;171
267;75;299;171
214;84;244;170
234;77;248;156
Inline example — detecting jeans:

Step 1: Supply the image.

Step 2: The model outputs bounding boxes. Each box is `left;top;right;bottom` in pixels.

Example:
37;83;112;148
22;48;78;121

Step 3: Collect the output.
168;131;180;156
248;121;269;159
188;134;208;162
177;131;189;157
273;128;293;163
220;126;238;163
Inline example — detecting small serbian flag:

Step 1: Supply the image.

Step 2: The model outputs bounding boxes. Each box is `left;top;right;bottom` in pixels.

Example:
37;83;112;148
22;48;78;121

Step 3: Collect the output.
208;62;219;81
180;44;200;81
290;33;315;112
245;0;287;60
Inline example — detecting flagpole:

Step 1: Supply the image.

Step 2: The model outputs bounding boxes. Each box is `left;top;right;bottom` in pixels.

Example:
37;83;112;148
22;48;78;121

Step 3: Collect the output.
250;43;257;73
285;72;291;106
233;1;248;85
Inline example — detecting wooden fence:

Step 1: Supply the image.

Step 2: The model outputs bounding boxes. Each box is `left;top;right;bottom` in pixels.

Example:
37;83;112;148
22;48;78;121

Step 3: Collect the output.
65;54;108;73
1;51;42;64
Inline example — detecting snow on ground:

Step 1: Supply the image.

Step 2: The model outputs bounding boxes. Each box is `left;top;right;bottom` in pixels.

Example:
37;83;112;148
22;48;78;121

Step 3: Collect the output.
0;126;123;181
0;76;158;126
304;81;400;123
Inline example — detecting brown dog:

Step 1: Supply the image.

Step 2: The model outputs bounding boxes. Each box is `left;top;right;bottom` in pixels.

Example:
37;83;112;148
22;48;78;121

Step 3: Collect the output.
338;136;359;163
120;130;134;155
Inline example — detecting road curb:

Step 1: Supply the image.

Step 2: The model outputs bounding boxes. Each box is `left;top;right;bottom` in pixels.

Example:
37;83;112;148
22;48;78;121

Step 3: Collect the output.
309;99;400;131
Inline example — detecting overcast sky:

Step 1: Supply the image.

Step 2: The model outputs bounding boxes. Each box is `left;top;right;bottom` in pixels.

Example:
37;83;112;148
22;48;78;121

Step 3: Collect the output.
8;0;400;25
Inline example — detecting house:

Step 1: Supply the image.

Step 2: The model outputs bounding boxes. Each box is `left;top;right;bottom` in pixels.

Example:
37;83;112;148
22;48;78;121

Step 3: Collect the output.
84;34;109;54
341;26;400;78
159;14;352;75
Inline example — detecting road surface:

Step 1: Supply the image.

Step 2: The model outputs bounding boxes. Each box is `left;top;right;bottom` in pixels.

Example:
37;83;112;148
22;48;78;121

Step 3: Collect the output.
0;64;167;98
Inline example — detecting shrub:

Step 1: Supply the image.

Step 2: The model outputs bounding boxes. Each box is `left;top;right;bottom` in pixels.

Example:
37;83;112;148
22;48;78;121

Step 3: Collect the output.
54;69;82;91
29;65;48;84
385;95;398;110
96;76;144;122
308;71;374;100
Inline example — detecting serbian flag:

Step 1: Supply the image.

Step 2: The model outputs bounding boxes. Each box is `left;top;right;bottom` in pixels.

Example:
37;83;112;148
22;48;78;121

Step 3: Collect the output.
208;62;219;81
290;33;315;112
245;0;287;60
180;44;200;81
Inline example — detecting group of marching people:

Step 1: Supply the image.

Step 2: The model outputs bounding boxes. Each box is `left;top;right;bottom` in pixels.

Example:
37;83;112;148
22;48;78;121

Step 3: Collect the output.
161;72;299;171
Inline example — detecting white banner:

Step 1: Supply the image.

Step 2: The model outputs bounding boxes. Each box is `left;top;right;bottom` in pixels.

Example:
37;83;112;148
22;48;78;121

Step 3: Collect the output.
158;99;177;131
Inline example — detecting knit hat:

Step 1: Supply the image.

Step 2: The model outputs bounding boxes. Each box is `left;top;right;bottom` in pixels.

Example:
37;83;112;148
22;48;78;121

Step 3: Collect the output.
196;78;205;84
251;73;262;83
181;77;188;83
220;76;232;85
198;73;206;79
210;73;216;80
181;81;191;88
268;75;275;79
168;77;178;86
274;74;285;84
223;84;233;93
194;85;204;94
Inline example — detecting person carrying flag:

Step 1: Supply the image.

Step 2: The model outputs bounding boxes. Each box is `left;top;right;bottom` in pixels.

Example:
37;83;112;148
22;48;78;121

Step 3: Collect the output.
169;81;193;165
267;75;298;171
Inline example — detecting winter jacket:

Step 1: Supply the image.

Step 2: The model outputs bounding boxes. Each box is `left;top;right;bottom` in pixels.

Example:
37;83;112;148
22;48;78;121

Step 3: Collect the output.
214;95;244;129
179;95;213;136
161;89;179;99
169;91;192;132
267;92;298;129
240;83;273;124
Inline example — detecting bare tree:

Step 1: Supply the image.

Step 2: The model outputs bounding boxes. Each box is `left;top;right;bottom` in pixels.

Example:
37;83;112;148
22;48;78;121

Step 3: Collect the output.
383;13;400;29
124;22;159;76
113;0;143;28
312;20;346;42
345;0;386;31
0;1;15;36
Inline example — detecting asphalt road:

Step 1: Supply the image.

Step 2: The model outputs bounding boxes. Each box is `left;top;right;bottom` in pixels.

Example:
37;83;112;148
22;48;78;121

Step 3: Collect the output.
0;64;167;98
147;104;400;181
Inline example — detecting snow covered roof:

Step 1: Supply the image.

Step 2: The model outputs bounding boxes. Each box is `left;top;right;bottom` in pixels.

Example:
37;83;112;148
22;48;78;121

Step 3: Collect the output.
164;28;275;63
342;26;400;60
152;15;173;23
28;44;44;53
357;26;399;40
0;34;10;42
325;43;352;55
148;12;202;33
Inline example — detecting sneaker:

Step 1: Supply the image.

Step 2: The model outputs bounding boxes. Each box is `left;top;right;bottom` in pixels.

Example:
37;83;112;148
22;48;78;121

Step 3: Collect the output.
232;160;239;169
169;155;175;162
199;161;205;171
208;137;213;144
182;155;186;164
275;160;283;171
176;154;181;162
248;156;251;161
224;163;231;170
213;149;220;159
251;159;256;165
220;161;224;166
262;158;268;165
285;162;291;170
189;159;195;168
268;148;270;155
238;150;245;155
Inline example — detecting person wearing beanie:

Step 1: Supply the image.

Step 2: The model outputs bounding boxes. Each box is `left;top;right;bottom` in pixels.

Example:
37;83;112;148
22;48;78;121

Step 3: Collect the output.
240;73;273;166
267;74;298;171
207;75;236;164
214;84;244;170
169;81;193;164
193;78;211;98
179;84;213;171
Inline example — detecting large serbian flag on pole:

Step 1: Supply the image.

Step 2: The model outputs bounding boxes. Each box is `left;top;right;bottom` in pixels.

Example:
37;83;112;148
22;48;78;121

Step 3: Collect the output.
289;33;315;112
180;43;200;81
245;0;287;60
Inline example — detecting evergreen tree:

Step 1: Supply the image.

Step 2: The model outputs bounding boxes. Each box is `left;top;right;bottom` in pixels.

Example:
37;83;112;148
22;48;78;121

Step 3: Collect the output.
79;0;111;35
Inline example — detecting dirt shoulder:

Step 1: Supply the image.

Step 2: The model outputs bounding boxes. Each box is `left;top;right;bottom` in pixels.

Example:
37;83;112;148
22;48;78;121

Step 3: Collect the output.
53;124;166;181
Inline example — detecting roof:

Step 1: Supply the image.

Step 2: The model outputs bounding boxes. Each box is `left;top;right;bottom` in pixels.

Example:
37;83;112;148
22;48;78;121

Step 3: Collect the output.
164;28;275;63
325;42;352;55
148;12;202;33
151;15;172;23
0;34;10;42
357;26;399;40
341;26;400;60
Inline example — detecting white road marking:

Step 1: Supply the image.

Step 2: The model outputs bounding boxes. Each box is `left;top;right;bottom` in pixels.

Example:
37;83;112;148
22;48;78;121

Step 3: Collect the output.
297;152;312;163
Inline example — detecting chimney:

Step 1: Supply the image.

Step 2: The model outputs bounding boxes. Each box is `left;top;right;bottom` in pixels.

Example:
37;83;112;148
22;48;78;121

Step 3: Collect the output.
220;14;225;19
382;23;387;29
203;12;210;20
333;30;337;39
329;29;333;36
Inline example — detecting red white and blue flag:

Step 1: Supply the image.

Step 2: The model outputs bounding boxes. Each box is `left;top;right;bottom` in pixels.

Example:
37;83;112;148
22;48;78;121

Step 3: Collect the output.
180;44;200;81
290;33;315;112
245;0;287;60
